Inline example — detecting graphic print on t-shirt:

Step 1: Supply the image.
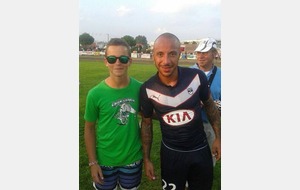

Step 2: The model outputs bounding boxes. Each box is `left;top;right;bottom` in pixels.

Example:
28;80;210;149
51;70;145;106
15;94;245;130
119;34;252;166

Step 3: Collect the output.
112;98;136;125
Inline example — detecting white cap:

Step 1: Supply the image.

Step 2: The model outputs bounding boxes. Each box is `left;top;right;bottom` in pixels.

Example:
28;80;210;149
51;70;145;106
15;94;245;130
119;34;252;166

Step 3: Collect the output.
194;38;217;52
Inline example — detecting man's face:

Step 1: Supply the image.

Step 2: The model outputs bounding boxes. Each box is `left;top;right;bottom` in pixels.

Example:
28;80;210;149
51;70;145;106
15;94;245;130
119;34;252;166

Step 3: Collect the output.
153;37;180;78
196;50;215;68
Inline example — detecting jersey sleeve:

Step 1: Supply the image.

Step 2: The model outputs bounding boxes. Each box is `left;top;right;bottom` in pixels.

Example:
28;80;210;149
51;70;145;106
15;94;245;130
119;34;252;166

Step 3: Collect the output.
197;70;211;102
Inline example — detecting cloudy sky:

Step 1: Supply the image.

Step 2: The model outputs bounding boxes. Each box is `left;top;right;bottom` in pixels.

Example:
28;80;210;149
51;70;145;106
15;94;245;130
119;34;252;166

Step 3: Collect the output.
79;0;221;43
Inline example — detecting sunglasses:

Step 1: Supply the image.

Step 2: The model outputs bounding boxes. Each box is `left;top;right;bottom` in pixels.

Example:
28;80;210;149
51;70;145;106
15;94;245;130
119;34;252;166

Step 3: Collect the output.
106;55;130;64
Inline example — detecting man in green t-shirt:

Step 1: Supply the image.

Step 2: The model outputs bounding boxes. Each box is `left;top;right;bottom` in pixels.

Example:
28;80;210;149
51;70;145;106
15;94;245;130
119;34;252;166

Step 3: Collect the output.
84;38;143;190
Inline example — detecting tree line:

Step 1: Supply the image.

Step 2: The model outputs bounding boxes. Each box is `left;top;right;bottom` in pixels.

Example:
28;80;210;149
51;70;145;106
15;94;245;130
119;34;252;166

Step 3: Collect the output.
79;32;149;53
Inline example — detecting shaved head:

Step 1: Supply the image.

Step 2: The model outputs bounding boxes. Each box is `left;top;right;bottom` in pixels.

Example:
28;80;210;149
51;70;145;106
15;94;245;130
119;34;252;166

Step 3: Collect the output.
153;32;181;52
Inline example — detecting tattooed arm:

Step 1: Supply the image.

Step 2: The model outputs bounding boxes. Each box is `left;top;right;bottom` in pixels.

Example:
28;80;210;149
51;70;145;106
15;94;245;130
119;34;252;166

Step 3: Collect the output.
202;95;221;160
140;116;156;181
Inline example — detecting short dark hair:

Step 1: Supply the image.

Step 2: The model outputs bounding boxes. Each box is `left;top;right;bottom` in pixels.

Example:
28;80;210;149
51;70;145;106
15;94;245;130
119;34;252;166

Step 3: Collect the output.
105;38;131;57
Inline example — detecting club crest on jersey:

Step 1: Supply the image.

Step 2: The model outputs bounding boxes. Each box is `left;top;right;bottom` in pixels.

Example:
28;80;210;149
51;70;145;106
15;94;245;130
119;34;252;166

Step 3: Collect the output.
162;109;194;126
187;87;194;95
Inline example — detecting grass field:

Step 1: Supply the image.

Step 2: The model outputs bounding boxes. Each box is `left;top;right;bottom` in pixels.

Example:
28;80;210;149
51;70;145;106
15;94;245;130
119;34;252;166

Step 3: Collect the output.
79;56;221;190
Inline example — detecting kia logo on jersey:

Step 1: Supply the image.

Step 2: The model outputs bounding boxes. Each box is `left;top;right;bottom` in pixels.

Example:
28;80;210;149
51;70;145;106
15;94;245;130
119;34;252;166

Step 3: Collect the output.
162;109;194;126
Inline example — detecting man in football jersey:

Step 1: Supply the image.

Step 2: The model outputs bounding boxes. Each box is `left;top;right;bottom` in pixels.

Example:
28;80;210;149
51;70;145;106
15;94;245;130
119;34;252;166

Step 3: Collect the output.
84;38;143;190
139;33;221;190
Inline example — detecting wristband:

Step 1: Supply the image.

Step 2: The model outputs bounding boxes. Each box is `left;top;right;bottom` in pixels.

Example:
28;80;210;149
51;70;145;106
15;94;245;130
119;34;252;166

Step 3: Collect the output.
88;160;98;167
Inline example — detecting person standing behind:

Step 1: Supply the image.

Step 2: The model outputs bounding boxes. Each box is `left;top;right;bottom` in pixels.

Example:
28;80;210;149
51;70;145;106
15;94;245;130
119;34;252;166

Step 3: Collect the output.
84;38;143;190
190;37;221;166
139;32;221;190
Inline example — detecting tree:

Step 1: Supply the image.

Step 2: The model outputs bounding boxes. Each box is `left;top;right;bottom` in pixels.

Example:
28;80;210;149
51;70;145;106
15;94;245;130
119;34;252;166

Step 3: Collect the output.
121;35;136;48
135;35;147;47
79;33;94;51
135;35;148;53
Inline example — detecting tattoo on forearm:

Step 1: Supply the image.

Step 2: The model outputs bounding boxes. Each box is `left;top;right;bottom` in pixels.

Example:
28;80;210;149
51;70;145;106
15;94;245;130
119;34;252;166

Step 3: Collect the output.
203;97;221;138
141;120;153;159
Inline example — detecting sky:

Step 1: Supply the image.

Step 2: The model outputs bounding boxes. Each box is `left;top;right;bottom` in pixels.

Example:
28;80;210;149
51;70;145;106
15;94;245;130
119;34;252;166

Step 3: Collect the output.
79;0;221;43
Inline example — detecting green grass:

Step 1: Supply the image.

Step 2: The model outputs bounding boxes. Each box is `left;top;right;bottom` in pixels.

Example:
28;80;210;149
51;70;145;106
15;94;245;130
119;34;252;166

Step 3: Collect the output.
79;56;221;190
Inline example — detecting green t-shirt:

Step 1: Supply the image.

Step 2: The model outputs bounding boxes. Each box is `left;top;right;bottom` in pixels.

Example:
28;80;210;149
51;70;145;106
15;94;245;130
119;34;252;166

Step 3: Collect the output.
84;77;142;166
